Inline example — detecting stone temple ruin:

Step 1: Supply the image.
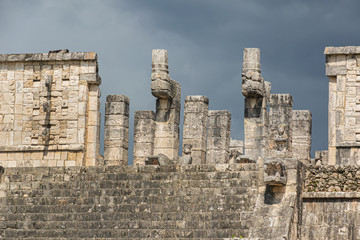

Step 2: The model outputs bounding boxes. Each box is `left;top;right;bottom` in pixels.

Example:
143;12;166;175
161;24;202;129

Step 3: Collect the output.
0;46;360;239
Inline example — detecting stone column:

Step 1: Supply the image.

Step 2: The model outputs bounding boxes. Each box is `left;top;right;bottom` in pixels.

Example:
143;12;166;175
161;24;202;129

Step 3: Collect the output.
292;110;312;163
324;46;360;165
182;95;209;164
242;48;271;161
268;94;293;158
206;110;231;164
151;49;181;160
104;95;129;166
133;111;155;165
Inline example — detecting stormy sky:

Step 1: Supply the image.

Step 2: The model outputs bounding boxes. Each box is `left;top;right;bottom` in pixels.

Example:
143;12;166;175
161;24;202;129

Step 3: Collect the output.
1;0;360;161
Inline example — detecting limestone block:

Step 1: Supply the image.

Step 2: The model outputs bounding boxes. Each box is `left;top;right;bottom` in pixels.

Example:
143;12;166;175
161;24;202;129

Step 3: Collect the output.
104;95;130;166
263;158;286;186
292;110;312;163
105;114;129;127
182;95;208;165
206;110;231;164
325;63;347;76
268;94;293;158
133;111;155;165
154;122;179;160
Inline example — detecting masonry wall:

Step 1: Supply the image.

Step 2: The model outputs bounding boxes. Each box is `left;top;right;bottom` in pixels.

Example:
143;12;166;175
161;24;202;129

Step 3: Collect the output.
325;47;360;165
301;165;360;240
0;164;259;239
0;52;101;168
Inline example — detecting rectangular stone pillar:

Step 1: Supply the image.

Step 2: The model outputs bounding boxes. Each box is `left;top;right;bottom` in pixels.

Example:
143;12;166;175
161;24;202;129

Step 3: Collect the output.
244;97;269;160
152;79;181;160
325;46;360;165
292;110;312;163
151;49;181;161
104;95;129;166
182;95;209;164
268;94;293;158
206;110;231;164
85;84;101;166
133;111;155;165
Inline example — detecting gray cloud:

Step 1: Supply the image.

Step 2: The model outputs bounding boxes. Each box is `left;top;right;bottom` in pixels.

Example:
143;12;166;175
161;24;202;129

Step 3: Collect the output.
1;0;360;160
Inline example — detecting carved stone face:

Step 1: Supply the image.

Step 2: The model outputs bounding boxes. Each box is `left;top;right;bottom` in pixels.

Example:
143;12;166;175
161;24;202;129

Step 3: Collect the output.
277;126;285;136
183;144;192;155
151;49;174;99
241;70;265;98
263;158;287;186
151;75;173;99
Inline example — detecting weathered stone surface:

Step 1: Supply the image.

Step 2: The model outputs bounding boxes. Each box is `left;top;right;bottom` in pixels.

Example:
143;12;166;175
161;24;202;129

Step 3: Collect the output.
325;47;360;165
263;158;287;186
0;50;101;167
242;48;265;98
268;94;293;159
104;95;129;166
178;155;192;165
133;111;155;165
292;110;312;164
0;164;259;239
242;48;270;162
206;110;231;164
4;45;360;240
182;95;208;164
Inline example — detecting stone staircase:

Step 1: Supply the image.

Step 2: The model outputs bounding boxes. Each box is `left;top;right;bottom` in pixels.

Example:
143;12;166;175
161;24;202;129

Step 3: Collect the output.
0;164;259;239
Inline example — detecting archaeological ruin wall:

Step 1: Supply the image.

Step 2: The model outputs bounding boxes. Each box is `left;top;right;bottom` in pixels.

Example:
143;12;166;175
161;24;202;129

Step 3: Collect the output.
0;47;312;240
299;46;360;240
0;50;101;168
1;46;360;239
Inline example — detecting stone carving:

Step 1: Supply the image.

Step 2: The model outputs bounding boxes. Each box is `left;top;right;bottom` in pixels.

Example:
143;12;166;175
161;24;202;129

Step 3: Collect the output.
0;51;100;167
275;125;287;152
145;154;174;165
242;48;272;161
151;49;181;160
7;45;360;240
242;48;265;98
145;155;159;165
151;49;174;100
182;96;208;164
179;144;192;165
263;158;287;186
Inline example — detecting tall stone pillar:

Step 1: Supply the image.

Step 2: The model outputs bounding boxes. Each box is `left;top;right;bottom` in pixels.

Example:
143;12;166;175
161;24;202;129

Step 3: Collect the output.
206;110;231;164
268;94;293;158
133;111;155;165
292;110;312;163
182;96;209;164
104;95;129;166
325;46;360;165
242;48;271;161
151;49;181;160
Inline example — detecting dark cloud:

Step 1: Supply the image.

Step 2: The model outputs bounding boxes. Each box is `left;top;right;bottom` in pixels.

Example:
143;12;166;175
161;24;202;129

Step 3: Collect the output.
1;0;360;160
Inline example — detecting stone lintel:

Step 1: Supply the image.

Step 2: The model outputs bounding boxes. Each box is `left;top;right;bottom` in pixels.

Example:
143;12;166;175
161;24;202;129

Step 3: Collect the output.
324;46;360;55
